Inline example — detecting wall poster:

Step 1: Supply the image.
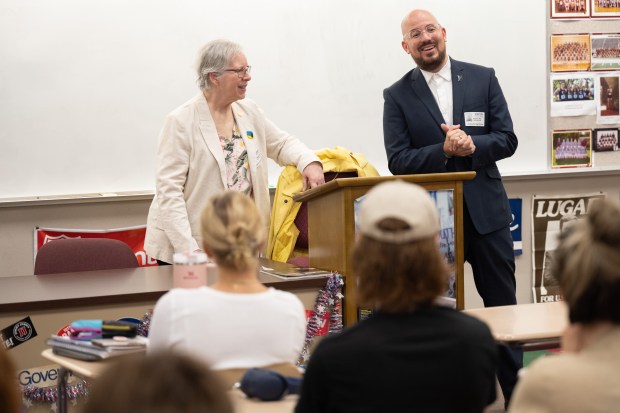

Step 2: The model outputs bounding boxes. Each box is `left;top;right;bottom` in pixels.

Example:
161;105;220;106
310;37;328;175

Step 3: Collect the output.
531;193;605;303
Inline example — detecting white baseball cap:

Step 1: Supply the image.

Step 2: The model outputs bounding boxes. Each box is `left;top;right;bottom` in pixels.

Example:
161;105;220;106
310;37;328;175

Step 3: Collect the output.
357;180;439;243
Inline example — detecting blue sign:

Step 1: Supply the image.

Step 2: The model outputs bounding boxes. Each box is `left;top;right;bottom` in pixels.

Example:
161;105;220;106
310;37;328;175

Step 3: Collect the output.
509;198;523;256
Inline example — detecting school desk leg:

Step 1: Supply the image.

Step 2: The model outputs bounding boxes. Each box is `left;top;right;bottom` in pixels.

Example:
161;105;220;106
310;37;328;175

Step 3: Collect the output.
57;367;69;413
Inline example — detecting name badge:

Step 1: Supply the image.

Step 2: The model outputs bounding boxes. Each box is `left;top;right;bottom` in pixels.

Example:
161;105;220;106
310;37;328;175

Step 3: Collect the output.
464;112;485;127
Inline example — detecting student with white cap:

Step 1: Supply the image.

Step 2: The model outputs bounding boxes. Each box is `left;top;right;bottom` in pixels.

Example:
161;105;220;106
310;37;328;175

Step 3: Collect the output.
295;180;498;413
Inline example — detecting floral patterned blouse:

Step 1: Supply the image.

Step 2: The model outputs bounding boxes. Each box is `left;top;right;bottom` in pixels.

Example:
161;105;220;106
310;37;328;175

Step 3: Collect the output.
219;122;253;197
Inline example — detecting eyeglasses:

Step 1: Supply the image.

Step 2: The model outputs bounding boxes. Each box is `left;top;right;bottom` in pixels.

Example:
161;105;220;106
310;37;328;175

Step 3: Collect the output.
405;24;441;40
223;65;251;78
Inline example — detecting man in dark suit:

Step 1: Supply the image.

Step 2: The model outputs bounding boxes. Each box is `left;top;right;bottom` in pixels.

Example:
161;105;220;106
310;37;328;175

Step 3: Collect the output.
383;8;520;407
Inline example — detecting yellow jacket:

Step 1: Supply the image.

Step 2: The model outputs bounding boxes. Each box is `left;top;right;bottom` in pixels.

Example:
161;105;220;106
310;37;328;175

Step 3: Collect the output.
267;146;380;262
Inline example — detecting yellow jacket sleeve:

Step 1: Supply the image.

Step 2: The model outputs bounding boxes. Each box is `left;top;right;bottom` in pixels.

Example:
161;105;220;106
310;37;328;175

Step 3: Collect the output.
266;147;379;262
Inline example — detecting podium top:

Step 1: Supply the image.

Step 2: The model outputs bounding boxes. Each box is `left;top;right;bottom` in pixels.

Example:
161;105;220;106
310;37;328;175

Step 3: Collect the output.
293;172;476;202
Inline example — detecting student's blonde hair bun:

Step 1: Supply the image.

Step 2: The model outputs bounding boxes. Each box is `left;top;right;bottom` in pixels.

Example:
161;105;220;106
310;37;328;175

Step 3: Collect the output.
200;191;264;271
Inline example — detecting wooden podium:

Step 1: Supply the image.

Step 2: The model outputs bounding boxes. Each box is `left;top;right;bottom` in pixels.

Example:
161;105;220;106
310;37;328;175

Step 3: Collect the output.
293;172;475;326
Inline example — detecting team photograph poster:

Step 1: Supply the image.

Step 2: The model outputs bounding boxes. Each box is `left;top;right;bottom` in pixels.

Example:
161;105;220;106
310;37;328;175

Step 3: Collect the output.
549;73;596;117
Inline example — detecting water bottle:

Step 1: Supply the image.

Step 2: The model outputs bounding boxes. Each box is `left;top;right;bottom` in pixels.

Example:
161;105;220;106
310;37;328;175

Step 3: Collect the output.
172;251;208;288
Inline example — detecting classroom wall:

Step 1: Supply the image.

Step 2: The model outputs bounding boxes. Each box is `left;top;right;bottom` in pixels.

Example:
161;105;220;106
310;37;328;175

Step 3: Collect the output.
0;0;547;199
468;171;620;308
2;0;619;306
0;198;152;277
3;171;619;309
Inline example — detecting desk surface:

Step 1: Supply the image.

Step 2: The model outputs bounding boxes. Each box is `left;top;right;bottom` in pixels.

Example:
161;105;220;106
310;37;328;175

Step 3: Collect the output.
0;259;329;313
463;301;568;344
42;349;297;413
42;348;111;378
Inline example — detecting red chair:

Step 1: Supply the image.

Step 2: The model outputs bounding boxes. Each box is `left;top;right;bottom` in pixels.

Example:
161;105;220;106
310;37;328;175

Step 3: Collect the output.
34;238;138;275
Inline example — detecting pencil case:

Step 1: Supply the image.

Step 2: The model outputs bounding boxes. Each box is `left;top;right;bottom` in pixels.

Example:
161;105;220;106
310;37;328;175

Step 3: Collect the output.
69;320;137;340
101;320;137;338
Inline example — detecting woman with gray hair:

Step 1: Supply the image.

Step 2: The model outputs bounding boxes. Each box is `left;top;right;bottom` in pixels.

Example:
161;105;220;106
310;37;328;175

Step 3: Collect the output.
145;39;324;264
509;197;620;413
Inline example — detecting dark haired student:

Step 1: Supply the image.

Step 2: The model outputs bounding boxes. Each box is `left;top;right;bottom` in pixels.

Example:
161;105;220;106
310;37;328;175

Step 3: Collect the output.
295;181;498;413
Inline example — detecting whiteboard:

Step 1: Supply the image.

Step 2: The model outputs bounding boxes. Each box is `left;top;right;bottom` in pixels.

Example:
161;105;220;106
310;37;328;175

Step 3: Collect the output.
0;0;547;198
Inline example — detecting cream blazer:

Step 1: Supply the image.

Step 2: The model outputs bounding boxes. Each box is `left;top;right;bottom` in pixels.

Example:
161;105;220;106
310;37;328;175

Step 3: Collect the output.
509;327;620;413
144;94;319;263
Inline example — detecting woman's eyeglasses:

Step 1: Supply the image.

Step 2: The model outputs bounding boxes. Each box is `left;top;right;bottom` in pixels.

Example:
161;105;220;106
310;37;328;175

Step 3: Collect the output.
223;66;252;78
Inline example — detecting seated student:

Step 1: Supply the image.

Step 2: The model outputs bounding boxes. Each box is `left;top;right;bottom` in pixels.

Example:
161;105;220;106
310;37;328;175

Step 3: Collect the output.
295;181;498;413
149;191;306;371
0;346;20;413
509;198;620;413
82;352;233;413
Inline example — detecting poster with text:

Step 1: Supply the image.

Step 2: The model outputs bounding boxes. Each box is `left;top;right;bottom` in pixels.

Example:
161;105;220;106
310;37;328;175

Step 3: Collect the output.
531;193;605;303
429;190;455;298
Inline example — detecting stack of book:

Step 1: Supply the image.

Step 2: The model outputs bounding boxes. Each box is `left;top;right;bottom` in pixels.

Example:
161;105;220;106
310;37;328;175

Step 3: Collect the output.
260;261;332;280
47;335;148;361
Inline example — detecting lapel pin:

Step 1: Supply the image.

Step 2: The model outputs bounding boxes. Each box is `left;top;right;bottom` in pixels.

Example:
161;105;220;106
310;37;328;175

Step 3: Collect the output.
457;75;463;82
246;131;254;139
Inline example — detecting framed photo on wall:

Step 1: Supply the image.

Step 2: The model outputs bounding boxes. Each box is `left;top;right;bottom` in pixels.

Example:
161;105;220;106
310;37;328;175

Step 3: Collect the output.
550;73;596;117
593;128;619;151
551;129;593;168
551;0;590;18
597;74;620;124
551;34;591;72
590;33;620;71
591;0;620;17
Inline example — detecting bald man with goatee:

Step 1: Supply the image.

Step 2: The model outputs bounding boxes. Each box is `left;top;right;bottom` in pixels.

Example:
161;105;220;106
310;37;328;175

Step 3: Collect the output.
383;9;521;408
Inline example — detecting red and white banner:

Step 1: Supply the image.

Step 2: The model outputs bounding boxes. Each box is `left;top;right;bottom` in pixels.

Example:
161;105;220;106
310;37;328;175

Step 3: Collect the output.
34;225;157;267
305;309;330;336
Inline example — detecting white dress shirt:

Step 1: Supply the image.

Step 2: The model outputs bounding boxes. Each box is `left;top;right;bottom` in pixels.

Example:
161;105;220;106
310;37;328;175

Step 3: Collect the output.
421;59;453;126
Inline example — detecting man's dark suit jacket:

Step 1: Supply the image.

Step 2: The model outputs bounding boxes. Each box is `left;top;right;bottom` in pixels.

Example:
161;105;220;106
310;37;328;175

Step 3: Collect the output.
383;58;518;235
